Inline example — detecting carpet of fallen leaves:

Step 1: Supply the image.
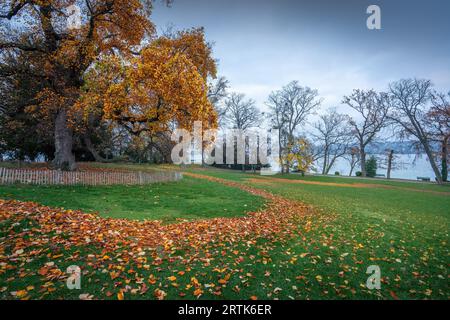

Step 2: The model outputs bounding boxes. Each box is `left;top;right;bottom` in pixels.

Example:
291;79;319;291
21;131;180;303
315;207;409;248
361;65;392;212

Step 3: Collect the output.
0;173;318;300
1;172;447;300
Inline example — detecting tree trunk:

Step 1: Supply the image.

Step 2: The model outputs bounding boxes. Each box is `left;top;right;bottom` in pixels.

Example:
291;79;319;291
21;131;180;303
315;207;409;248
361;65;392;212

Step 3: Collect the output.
360;148;367;177
201;143;205;167
386;149;394;179
441;137;448;182
286;135;293;174
53;109;76;171
83;135;107;162
326;156;338;175
278;130;284;174
321;152;328;175
349;153;356;176
349;164;355;177
422;139;443;184
242;138;246;172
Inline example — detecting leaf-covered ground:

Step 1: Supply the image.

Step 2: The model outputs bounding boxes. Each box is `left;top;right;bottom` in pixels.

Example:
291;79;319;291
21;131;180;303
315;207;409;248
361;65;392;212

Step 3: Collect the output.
0;168;448;300
0;173;314;300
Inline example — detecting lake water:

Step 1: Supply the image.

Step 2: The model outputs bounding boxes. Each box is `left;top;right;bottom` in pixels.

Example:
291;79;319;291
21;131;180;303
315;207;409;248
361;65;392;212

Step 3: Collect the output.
316;154;438;181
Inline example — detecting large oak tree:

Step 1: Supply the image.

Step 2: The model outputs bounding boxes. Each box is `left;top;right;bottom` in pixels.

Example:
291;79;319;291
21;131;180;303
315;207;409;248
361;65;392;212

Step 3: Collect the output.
1;0;158;169
1;1;216;170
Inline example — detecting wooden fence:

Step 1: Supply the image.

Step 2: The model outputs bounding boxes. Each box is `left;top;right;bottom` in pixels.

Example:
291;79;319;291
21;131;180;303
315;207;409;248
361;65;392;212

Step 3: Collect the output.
0;167;182;186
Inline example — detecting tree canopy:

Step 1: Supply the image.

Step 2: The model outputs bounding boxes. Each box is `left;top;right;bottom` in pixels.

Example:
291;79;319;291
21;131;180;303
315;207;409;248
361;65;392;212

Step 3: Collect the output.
0;1;217;169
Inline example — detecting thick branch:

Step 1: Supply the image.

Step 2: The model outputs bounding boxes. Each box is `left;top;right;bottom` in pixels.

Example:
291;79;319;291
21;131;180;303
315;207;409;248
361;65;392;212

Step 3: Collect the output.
0;42;43;52
0;1;30;19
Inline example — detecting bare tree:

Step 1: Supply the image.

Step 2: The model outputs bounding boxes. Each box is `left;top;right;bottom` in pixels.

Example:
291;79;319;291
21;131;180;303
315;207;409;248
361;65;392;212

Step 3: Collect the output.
344;146;361;176
386;149;394;179
388;79;443;183
266;91;288;173
268;81;321;173
311;108;352;175
427;91;450;181
208;76;229;126
378;149;403;179
223;93;260;130
208;77;228;105
342;89;390;177
223;93;261;171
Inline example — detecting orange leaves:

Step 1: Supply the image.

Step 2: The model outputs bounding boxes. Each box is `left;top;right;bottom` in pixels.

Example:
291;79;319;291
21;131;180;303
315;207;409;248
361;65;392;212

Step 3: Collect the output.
186;276;204;297
190;276;200;287
218;273;231;285
7;0;213;150
0;172;313;300
148;274;157;285
95;0;155;52
154;289;167;300
110;271;120;280
14;290;28;299
153;28;217;80
193;288;203;297
78;30;218;135
167;276;177;282
389;290;399;300
38;267;49;276
22;0;156;125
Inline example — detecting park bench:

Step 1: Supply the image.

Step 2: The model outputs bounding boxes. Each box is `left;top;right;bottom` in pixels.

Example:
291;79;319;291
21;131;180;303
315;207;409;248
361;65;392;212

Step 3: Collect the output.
417;176;431;182
375;174;386;178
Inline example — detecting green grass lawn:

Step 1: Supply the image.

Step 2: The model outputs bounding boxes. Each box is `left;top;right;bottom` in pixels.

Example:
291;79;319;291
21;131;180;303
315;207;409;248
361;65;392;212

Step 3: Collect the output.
244;175;449;299
267;173;450;192
0;176;265;223
178;167;449;299
0;164;448;300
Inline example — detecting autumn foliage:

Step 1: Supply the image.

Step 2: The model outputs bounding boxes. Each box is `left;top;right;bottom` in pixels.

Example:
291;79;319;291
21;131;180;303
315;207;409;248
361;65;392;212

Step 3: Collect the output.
77;29;218;136
0;1;217;168
282;137;314;173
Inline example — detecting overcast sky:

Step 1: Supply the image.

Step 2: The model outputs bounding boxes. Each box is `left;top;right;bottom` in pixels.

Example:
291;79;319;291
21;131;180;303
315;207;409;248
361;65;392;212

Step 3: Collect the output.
152;0;450;115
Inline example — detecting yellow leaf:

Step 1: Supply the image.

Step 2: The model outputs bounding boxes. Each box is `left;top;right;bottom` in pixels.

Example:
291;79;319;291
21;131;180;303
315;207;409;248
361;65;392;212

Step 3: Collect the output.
15;290;28;298
154;289;167;300
193;288;203;297
168;276;177;282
